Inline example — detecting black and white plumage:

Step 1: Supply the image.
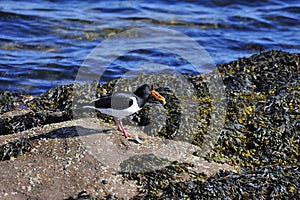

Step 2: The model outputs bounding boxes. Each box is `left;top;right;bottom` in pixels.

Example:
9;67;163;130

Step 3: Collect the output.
84;84;166;139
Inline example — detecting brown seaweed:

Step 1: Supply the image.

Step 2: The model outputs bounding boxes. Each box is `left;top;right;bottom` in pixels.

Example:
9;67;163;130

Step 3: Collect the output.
1;50;300;199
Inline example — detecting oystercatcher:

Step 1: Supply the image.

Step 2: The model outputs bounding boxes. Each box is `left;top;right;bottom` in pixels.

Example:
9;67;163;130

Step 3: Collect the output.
83;84;166;140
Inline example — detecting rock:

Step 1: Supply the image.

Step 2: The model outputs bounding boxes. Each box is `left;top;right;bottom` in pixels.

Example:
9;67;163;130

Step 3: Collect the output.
0;50;299;199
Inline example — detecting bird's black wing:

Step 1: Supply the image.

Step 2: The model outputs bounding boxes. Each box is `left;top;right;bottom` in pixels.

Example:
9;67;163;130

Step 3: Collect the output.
93;92;134;110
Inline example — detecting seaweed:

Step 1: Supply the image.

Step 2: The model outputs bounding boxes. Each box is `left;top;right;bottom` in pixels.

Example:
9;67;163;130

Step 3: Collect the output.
0;138;32;161
1;50;300;199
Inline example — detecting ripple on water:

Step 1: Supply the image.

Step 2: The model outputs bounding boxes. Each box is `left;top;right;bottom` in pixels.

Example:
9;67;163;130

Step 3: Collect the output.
0;0;300;94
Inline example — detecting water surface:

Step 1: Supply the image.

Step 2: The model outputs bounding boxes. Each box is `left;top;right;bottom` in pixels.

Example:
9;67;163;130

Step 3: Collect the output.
1;0;299;94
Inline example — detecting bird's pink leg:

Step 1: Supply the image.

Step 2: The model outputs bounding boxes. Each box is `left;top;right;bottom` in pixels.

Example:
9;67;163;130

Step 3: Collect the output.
114;118;135;139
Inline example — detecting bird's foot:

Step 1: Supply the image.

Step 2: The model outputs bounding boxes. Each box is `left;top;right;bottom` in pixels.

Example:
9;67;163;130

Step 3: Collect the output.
114;118;138;140
116;123;135;139
122;130;136;139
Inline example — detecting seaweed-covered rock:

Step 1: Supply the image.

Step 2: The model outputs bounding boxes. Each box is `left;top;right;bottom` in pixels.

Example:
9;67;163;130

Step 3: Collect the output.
0;91;28;114
64;191;98;200
1;50;300;199
0;110;70;135
110;50;300;199
0;138;31;161
207;50;300;170
126;163;300;199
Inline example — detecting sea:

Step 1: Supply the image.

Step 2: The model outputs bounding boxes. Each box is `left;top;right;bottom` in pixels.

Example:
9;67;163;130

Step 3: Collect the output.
0;0;300;95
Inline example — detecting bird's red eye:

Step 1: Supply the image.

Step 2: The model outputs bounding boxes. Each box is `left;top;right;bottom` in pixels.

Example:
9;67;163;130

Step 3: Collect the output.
148;85;153;90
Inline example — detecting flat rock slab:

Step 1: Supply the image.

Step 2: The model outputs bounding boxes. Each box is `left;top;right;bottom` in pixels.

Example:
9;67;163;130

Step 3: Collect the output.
0;117;236;199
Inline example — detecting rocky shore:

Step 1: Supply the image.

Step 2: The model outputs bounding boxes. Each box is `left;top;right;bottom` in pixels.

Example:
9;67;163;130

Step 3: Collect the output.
0;50;299;199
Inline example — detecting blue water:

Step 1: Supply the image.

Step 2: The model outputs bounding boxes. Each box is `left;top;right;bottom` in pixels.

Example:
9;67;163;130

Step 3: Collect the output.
1;0;300;94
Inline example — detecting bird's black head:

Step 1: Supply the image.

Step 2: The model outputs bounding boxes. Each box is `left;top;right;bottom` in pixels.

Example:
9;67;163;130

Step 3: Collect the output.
134;84;152;100
134;84;166;105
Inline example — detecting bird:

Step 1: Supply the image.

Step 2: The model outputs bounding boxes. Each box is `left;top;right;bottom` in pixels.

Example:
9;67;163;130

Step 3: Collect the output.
83;84;166;140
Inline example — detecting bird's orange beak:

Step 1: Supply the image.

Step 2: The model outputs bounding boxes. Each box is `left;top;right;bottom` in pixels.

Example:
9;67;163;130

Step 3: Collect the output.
151;90;166;105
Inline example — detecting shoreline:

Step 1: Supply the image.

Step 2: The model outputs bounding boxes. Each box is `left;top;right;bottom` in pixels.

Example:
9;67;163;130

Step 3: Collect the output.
1;50;299;199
